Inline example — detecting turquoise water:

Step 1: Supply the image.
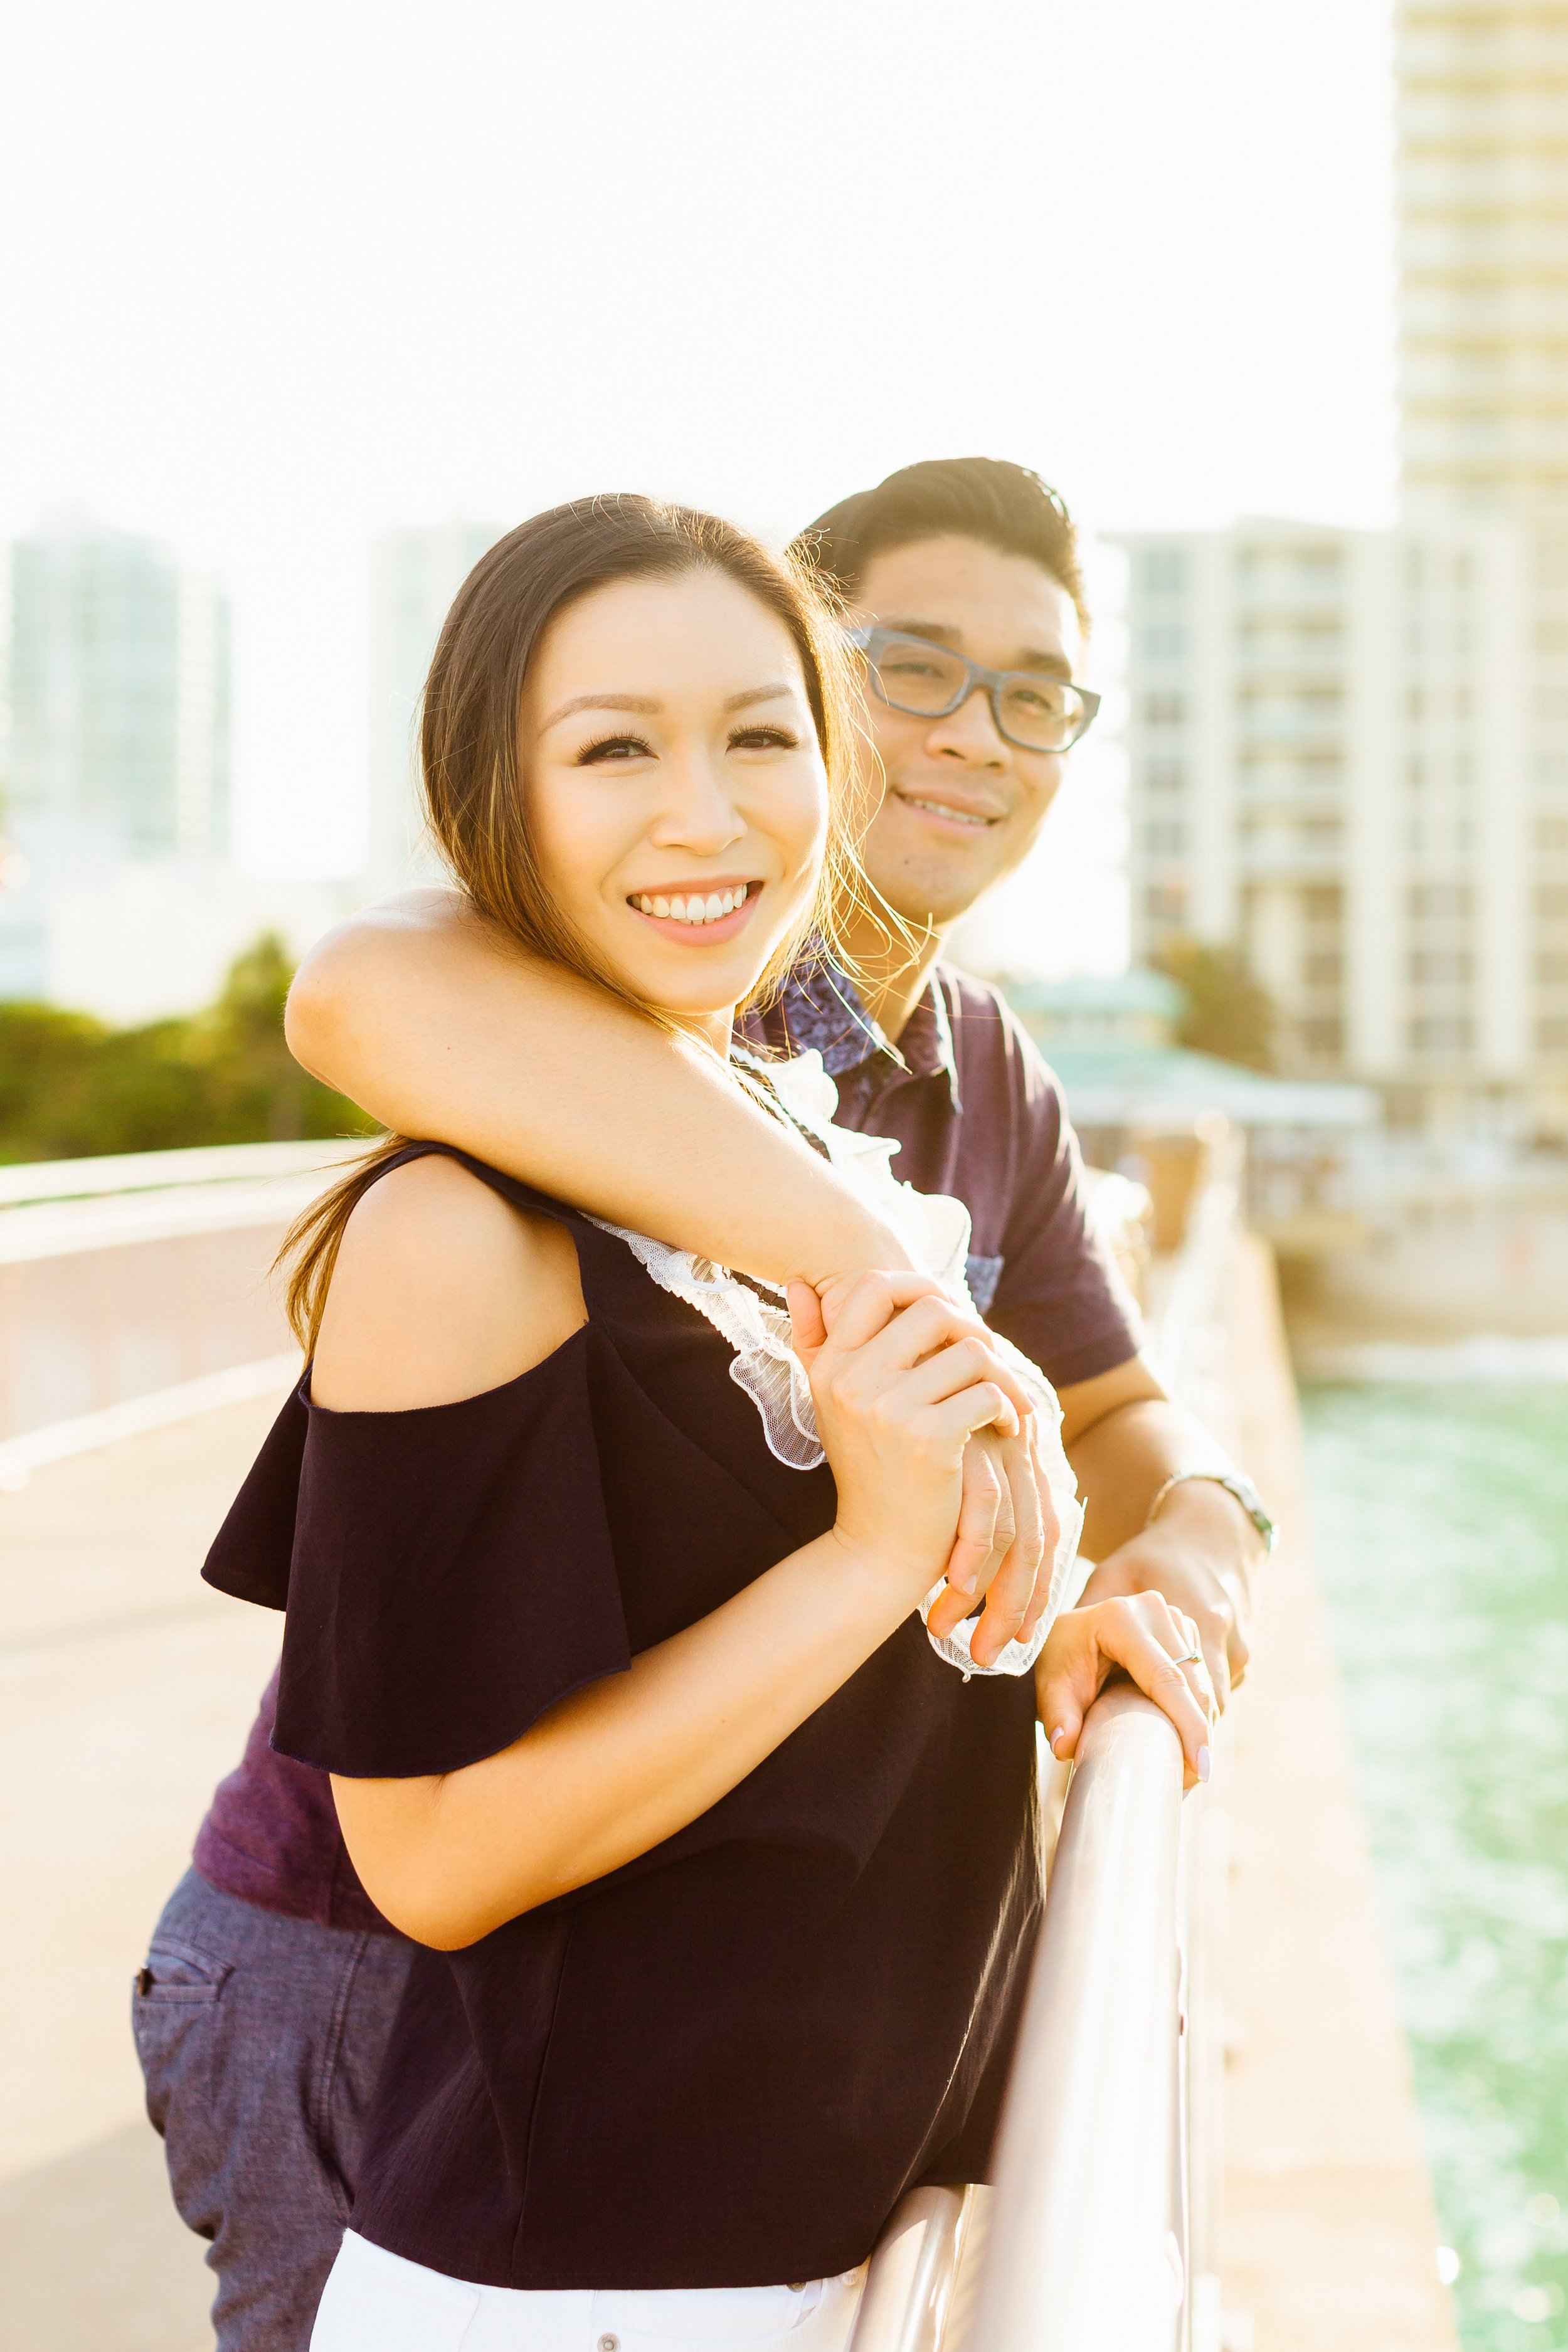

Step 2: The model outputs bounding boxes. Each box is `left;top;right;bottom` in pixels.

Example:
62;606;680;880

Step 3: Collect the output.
1303;1384;1568;2352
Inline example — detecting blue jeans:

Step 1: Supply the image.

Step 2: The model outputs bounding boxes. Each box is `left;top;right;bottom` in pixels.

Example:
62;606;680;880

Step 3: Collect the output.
132;1868;415;2352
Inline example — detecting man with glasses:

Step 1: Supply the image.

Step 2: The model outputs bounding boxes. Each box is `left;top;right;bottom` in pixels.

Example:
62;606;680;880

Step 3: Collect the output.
775;461;1101;1089
134;458;1271;2352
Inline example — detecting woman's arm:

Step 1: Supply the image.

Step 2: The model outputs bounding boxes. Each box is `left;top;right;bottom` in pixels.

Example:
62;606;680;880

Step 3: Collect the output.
314;1160;1084;1951
342;1519;945;1950
287;889;916;1289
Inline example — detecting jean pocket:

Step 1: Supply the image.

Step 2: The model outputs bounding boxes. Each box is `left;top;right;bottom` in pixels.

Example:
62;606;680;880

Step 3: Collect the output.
133;1934;232;2006
132;1936;233;2152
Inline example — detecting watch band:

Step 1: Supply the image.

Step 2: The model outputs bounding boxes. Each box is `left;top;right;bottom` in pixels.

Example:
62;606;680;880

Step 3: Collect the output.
1145;1468;1277;1554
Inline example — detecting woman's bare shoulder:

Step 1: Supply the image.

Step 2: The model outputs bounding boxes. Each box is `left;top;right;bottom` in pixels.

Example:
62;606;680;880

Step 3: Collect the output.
311;1153;586;1412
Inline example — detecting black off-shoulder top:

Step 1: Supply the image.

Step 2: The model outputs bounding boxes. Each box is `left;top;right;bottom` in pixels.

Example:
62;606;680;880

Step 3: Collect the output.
202;1143;1042;2292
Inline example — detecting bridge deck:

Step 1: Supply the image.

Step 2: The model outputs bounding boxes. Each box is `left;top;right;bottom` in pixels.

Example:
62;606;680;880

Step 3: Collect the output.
0;1387;292;2352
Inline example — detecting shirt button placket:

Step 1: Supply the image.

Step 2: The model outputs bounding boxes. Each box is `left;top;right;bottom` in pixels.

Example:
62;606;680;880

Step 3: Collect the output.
597;2336;620;2351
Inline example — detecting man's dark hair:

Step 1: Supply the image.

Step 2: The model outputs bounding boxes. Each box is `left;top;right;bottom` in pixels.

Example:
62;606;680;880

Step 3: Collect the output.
791;456;1088;633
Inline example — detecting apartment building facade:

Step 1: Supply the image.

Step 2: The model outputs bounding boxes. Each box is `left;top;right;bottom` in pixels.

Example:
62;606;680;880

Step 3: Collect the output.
1120;0;1568;1132
1399;0;1568;517
1119;517;1552;1126
365;520;503;894
1399;0;1568;1120
1;518;231;886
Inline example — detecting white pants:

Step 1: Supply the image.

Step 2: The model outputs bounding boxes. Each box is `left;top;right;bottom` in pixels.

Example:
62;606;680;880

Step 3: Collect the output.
310;2230;867;2352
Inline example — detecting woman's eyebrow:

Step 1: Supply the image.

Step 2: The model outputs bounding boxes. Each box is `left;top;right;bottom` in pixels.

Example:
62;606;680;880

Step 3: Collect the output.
538;682;797;734
539;691;661;733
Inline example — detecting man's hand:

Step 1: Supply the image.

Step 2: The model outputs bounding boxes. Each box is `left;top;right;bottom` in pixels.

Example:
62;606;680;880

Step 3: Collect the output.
1036;1592;1217;1790
925;1418;1058;1657
1058;1366;1269;1711
1077;1475;1259;1708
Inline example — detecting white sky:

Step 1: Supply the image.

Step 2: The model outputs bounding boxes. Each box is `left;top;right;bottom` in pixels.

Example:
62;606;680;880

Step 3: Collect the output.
1;0;1396;973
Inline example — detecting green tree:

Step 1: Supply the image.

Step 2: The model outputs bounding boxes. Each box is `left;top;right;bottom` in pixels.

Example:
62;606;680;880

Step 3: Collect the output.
0;933;377;1163
0;1004;117;1159
184;932;359;1144
1152;937;1277;1072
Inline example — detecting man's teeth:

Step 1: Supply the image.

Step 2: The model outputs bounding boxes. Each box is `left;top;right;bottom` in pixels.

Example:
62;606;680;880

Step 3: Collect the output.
902;795;991;827
633;887;750;924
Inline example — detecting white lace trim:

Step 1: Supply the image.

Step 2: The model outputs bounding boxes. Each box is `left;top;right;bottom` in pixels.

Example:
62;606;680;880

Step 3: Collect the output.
591;1222;825;1471
588;1051;1084;1679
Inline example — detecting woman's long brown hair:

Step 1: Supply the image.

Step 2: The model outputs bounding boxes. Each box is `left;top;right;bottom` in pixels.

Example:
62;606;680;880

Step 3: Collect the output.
277;494;867;1355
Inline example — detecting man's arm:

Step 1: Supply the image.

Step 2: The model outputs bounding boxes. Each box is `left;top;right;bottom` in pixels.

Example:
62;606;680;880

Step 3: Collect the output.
968;1001;1265;1708
290;894;1051;1614
1061;1356;1266;1705
287;891;916;1288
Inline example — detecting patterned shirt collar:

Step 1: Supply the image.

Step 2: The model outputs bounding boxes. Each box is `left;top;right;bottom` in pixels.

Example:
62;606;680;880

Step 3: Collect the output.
771;956;961;1109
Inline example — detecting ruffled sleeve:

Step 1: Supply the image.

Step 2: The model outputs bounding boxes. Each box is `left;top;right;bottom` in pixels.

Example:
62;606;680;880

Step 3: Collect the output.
206;1327;630;1779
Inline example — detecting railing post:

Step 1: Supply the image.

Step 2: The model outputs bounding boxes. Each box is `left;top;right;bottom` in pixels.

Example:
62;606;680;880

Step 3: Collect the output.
1182;1791;1229;2352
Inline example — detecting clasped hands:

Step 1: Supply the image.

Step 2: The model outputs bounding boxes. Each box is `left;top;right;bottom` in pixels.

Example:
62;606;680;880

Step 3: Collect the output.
787;1269;1219;1790
787;1269;1056;1666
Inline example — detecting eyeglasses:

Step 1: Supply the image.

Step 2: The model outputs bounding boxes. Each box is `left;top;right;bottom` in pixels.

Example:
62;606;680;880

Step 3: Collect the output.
847;626;1101;754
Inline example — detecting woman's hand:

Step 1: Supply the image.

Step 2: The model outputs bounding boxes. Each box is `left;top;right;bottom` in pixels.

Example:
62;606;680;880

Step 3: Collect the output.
791;1271;1058;1667
792;1271;1051;1651
1035;1594;1217;1791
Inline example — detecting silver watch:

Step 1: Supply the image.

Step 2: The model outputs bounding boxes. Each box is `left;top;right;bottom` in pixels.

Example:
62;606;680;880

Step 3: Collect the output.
1147;1468;1276;1554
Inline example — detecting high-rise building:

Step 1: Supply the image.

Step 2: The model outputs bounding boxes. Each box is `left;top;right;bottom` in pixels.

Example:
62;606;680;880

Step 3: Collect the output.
1396;0;1568;1121
1398;0;1568;517
366;521;503;893
1;517;231;885
1119;1;1568;1132
1120;519;1532;1123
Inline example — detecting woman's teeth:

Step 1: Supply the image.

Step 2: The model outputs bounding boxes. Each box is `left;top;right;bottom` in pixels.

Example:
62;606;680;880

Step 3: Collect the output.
633;887;749;924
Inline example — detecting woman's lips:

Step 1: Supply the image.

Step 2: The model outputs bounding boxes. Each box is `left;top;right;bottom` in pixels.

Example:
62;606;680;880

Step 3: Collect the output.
625;881;761;946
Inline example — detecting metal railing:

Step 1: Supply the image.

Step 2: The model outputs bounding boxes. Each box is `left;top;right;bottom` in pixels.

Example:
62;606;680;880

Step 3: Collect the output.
0;1138;366;1212
851;1148;1239;2352
846;2187;984;2352
969;1685;1189;2351
0;1138;363;1466
6;1134;1237;2341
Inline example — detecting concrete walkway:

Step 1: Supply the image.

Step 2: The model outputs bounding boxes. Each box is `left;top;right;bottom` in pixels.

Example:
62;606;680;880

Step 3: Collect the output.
1218;1239;1460;2352
0;1389;291;2351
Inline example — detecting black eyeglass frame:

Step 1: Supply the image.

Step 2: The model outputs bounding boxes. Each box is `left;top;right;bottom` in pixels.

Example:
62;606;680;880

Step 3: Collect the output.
847;625;1101;752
